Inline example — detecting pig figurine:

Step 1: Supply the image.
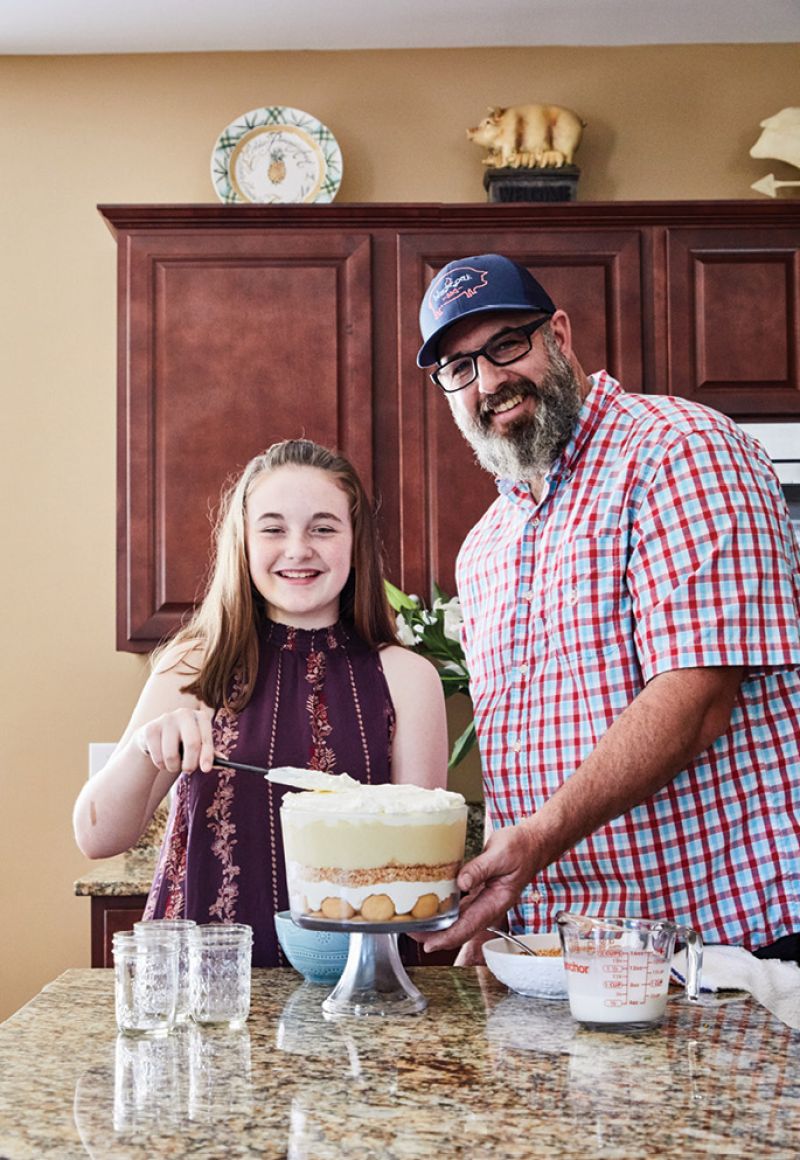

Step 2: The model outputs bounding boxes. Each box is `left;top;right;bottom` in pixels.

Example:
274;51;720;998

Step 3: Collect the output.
467;104;585;169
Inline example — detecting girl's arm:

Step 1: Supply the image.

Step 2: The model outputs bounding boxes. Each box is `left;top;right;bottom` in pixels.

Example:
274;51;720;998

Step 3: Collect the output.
379;645;448;789
73;642;212;858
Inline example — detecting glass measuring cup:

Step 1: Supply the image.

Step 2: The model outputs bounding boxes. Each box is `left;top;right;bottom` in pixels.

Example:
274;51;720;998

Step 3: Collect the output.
556;912;703;1031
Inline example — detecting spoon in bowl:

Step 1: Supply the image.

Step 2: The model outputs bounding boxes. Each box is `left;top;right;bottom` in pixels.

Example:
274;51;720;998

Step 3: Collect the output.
486;927;539;956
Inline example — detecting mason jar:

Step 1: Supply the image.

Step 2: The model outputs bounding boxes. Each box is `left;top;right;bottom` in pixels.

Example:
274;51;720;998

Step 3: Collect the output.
187;924;253;1029
134;918;196;1024
112;931;178;1037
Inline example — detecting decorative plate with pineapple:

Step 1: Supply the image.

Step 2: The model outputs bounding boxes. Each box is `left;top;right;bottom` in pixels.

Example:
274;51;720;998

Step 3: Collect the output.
211;106;343;204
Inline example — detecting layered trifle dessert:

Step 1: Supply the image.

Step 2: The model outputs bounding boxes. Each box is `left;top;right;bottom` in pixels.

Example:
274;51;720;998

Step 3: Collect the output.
273;772;467;928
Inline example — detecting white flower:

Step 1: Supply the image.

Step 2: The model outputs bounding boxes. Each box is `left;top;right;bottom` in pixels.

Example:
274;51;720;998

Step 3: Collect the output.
395;613;417;648
386;582;472;767
441;599;464;644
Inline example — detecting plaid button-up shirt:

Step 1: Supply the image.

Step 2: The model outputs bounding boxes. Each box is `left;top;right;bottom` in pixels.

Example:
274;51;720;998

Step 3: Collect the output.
457;372;800;948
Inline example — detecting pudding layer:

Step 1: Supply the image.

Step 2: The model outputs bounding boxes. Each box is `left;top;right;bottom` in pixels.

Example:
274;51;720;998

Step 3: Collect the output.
282;813;466;869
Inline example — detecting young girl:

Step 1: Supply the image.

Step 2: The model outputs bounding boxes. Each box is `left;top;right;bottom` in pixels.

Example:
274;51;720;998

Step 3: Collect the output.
73;440;448;966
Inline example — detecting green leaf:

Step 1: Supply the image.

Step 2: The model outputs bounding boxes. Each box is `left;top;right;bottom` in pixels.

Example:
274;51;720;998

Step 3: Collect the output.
448;720;476;770
439;672;469;697
384;579;417;612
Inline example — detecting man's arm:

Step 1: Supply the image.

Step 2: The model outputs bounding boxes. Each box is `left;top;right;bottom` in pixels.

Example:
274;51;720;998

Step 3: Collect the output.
423;663;744;953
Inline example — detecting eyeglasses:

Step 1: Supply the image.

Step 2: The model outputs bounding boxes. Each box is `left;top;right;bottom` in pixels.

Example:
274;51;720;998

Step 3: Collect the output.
431;316;552;393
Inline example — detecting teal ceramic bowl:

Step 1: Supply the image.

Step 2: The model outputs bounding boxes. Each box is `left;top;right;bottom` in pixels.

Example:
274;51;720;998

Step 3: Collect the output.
274;910;351;984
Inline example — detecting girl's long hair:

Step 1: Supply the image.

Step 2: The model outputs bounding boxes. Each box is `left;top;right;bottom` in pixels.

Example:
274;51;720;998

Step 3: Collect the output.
160;440;397;711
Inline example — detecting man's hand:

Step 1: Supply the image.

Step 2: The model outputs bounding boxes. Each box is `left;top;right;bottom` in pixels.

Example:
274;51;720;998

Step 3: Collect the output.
423;821;539;953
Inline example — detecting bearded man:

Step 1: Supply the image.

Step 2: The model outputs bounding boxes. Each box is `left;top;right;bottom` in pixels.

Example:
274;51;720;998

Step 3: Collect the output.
416;253;800;966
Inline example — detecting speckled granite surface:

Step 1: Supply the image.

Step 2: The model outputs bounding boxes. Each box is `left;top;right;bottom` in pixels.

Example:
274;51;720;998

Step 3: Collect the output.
73;849;157;897
1;967;798;1159
73;804;486;898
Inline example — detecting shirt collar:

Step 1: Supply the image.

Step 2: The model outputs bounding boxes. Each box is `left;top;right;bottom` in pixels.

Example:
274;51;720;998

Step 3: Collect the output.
496;370;621;504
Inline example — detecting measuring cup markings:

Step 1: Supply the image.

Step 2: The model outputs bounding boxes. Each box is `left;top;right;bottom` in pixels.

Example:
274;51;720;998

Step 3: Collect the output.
556;913;703;1030
564;951;669;1015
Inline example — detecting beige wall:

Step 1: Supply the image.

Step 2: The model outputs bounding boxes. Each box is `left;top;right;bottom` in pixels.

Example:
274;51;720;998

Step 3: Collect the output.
1;43;797;1022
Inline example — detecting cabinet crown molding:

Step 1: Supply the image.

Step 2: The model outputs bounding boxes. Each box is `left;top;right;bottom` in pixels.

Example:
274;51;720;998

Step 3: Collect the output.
99;199;800;235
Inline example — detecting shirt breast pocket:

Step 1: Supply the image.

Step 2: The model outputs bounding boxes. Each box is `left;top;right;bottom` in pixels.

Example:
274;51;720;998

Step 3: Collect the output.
545;534;632;663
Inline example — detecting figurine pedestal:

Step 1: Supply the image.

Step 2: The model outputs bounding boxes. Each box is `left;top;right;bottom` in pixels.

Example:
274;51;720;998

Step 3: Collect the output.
483;165;580;203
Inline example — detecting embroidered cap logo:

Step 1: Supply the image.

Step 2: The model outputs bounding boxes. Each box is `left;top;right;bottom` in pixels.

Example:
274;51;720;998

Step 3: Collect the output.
428;265;490;321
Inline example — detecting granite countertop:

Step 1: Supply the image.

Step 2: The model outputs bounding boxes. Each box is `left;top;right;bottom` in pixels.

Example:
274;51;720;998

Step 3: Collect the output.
73;849;157;897
1;967;798;1159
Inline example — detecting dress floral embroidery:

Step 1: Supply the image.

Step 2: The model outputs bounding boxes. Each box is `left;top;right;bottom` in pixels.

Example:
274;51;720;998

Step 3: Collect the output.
206;679;244;922
207;769;241;922
306;649;336;771
143;775;189;919
213;690;242;760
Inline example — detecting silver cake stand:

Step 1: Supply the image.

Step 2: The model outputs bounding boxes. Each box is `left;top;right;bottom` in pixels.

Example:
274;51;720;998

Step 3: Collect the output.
295;911;456;1017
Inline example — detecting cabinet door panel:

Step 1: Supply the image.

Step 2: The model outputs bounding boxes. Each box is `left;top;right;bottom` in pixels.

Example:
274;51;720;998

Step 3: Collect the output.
667;229;800;418
119;232;372;650
397;231;643;597
91;896;147;967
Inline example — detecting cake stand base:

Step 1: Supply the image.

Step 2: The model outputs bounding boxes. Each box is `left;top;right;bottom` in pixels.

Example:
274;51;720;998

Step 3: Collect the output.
322;932;427;1018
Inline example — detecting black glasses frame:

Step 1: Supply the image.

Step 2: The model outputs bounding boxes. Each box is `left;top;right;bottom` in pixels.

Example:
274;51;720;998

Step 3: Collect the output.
430;315;552;393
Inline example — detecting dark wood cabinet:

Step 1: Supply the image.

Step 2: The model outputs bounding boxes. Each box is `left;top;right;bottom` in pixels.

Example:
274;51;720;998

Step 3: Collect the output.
114;227;373;648
665;227;800;415
99;201;800;651
90;896;148;967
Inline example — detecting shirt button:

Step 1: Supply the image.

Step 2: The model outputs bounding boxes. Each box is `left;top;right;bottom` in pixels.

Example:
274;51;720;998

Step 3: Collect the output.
523;589;535;603
530;517;540;528
511;740;522;753
518;663;529;676
566;586;579;605
530;890;543;904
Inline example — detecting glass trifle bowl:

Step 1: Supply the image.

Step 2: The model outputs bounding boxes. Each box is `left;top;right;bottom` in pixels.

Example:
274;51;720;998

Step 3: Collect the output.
272;770;467;1016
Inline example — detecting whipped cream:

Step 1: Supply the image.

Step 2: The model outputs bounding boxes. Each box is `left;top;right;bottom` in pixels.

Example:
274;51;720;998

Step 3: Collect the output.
266;767;362;792
280;782;466;815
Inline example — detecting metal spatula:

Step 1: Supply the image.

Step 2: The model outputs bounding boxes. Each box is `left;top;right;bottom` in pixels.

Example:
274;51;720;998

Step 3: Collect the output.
211;755;270;775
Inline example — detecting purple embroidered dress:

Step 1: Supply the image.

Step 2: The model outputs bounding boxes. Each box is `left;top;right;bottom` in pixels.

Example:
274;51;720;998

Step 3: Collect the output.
144;620;395;966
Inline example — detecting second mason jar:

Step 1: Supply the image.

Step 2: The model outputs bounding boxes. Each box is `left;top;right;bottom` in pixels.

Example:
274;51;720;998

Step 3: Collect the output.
187;923;253;1028
133;918;197;1024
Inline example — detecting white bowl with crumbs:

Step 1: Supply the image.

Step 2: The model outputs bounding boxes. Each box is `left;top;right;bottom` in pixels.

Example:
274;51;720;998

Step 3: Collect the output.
483;933;567;999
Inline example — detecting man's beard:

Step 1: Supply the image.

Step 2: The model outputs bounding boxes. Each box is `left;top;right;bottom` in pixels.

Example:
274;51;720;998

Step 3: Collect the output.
450;333;583;480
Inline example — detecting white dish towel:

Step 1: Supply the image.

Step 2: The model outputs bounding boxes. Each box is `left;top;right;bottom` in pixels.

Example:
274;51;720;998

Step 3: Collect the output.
671;944;800;1030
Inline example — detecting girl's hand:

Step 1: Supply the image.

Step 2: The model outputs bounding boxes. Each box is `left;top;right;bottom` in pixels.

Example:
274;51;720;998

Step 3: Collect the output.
134;706;216;774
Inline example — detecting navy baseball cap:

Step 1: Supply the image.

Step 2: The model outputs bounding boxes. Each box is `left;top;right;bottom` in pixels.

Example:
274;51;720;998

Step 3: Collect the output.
417;253;556;367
